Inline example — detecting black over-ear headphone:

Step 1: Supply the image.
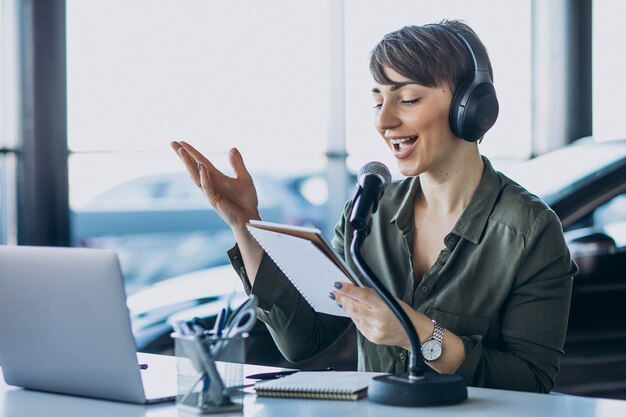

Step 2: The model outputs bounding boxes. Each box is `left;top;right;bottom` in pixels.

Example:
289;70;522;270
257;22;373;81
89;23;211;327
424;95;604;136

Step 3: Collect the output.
434;25;499;142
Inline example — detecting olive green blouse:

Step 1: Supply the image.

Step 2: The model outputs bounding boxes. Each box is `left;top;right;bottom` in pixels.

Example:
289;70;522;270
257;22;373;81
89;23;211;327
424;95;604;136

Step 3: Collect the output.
228;157;577;393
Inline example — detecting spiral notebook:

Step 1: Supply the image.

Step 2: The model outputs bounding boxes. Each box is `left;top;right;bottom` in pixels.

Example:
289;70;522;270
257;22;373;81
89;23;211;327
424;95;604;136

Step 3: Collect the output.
254;371;385;401
246;220;361;317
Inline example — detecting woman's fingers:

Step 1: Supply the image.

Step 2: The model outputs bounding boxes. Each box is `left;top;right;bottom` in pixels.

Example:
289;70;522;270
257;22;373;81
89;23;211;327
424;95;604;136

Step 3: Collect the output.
170;140;261;231
178;141;220;175
172;140;228;188
171;141;201;185
176;147;202;185
170;141;182;152
331;284;409;347
229;148;252;180
332;282;378;308
198;164;216;200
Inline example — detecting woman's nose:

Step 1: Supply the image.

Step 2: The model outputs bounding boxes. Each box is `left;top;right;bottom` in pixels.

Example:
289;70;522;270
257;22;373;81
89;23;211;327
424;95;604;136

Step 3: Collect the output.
375;104;401;132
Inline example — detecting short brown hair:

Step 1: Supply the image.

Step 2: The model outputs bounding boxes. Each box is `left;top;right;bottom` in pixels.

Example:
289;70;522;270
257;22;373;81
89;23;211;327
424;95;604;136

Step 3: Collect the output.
369;19;494;92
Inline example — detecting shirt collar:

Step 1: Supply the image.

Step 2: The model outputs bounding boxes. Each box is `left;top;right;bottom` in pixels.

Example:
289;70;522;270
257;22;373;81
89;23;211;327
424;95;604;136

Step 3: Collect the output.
390;176;420;234
389;156;502;244
451;156;502;244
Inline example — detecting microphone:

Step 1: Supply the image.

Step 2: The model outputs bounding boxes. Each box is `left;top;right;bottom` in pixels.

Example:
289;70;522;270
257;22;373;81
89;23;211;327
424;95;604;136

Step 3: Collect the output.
349;162;392;232
349;162;467;407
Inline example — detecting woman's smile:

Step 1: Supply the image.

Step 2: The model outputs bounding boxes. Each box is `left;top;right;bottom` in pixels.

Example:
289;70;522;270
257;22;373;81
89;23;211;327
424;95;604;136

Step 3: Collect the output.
388;136;418;159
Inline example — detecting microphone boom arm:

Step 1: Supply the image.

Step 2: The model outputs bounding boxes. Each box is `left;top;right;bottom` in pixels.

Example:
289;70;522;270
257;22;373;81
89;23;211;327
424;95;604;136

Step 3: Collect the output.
350;229;425;379
346;160;467;406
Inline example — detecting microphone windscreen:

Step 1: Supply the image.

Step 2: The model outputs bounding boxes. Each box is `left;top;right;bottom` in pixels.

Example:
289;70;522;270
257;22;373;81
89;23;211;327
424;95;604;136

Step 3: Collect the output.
358;161;392;189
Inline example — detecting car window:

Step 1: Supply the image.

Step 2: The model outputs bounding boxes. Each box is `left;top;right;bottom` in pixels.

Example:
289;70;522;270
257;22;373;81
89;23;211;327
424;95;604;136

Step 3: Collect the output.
84;181;159;210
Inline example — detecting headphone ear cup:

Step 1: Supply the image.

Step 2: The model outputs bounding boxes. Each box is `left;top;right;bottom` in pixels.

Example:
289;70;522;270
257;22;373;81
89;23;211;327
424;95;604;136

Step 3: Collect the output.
449;80;499;142
449;78;472;140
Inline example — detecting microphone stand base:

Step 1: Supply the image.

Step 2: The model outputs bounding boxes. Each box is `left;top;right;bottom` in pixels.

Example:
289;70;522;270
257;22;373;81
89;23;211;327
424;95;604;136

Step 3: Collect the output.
368;372;467;407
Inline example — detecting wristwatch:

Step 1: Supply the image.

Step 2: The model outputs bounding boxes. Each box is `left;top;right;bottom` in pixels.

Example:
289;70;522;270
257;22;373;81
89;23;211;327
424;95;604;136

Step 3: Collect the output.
421;320;444;362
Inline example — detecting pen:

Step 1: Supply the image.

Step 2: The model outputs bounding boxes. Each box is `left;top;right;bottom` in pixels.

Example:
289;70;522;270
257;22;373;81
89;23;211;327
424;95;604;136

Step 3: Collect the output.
191;326;226;405
201;373;210;407
213;307;227;337
246;367;335;380
192;317;209;333
174;319;194;336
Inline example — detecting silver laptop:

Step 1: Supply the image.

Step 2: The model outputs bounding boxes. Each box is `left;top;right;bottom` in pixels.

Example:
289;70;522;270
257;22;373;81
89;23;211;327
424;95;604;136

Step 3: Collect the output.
0;245;177;404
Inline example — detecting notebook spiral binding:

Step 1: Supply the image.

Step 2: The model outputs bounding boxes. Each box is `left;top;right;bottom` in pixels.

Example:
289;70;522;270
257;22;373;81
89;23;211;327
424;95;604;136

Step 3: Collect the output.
255;389;365;401
248;229;317;310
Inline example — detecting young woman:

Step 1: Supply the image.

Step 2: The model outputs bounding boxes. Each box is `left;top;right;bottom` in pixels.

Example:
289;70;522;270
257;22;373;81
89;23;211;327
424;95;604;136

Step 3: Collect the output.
171;20;576;393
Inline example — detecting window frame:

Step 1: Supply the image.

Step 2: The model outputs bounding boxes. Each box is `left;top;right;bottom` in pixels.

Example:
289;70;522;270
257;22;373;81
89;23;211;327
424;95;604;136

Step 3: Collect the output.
13;0;70;246
4;0;596;248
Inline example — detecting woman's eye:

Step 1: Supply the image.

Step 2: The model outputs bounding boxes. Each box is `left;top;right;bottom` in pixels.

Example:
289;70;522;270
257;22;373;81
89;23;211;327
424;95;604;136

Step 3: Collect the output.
401;98;420;105
373;103;383;110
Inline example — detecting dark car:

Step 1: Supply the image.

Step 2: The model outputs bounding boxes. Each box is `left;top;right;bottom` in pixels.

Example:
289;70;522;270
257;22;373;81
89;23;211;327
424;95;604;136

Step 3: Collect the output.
130;137;626;398
506;137;626;399
71;171;347;293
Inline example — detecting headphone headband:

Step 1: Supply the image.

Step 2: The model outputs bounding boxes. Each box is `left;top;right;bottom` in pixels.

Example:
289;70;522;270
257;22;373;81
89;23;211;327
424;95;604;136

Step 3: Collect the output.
447;28;489;73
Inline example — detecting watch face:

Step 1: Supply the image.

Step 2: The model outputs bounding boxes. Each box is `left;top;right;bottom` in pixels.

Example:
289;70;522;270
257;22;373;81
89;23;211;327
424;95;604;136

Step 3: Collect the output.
421;340;443;361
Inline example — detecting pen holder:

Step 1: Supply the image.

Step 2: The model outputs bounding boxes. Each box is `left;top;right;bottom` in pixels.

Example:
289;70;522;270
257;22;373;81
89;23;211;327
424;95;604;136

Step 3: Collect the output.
172;332;246;414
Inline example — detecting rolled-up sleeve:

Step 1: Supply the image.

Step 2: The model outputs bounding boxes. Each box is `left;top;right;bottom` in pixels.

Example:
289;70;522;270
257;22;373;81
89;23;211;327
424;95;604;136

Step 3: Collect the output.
227;244;351;363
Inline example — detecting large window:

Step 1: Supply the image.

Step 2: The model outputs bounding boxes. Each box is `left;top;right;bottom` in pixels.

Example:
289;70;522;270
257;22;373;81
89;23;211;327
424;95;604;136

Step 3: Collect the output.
66;0;334;292
593;1;626;140
66;0;533;293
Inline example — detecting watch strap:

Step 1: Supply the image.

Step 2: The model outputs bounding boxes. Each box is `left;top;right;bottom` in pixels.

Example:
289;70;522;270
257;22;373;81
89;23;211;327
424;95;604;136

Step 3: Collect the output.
431;320;444;344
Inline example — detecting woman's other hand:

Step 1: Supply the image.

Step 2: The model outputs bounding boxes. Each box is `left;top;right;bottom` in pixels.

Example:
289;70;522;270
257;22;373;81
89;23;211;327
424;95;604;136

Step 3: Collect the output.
331;282;415;350
331;281;466;373
170;141;260;233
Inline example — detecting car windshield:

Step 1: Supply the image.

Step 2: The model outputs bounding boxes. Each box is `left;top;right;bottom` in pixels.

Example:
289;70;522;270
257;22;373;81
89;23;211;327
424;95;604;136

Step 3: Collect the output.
506;139;626;204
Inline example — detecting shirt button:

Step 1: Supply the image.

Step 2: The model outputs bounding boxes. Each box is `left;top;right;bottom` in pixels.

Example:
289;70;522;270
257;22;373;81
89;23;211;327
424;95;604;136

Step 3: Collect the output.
421;286;429;293
399;351;406;360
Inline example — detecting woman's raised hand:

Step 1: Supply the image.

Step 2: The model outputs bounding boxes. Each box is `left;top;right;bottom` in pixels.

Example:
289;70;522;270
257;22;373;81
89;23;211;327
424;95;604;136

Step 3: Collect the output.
170;141;260;232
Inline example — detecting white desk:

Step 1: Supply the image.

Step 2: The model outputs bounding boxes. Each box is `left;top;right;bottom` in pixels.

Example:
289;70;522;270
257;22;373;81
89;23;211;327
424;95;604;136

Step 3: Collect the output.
2;365;626;417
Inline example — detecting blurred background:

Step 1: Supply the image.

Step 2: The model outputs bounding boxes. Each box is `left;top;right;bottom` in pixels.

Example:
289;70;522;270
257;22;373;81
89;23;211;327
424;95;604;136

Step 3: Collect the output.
1;0;625;399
